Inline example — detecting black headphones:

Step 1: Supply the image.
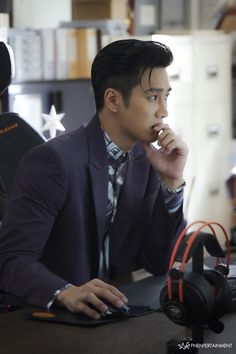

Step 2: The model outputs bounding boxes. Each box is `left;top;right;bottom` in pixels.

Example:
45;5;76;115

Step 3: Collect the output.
160;221;232;333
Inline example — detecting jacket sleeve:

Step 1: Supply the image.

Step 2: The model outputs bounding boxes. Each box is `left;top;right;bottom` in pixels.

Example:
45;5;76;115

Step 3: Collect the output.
0;144;69;308
139;174;186;276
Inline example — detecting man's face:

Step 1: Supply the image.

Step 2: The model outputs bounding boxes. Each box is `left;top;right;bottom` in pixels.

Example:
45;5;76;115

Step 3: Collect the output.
117;67;171;145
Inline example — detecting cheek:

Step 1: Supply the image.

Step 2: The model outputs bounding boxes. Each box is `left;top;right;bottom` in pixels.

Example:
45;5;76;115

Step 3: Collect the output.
137;103;155;119
122;103;153;132
134;111;152;129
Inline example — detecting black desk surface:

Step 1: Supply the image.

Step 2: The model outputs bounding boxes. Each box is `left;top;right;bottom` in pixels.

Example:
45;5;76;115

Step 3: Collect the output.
1;275;235;354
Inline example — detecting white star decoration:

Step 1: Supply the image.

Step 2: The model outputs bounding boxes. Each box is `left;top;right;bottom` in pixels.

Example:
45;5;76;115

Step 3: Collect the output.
42;105;65;139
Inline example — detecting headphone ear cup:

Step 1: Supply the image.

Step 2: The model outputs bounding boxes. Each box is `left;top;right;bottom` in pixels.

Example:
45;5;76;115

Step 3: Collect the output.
160;272;215;326
203;269;232;320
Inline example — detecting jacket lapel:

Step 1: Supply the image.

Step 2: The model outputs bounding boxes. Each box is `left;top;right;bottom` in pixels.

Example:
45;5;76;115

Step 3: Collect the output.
86;116;108;251
109;144;150;265
86;117;152;266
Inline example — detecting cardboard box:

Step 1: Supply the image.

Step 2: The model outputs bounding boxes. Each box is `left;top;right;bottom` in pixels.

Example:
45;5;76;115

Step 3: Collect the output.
72;0;127;20
217;8;236;33
218;14;236;33
67;28;97;79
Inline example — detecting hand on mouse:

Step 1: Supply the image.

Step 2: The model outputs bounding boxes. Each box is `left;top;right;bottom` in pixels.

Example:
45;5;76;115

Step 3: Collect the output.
55;278;128;320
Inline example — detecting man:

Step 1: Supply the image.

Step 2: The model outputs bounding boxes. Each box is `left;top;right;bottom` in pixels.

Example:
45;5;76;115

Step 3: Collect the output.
0;39;188;319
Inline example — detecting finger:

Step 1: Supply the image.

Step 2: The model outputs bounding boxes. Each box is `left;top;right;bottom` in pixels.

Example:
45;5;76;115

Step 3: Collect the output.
153;123;169;132
86;292;109;313
163;140;178;155
160;134;187;155
143;142;157;152
158;134;176;153
92;279;128;303
84;279;128;306
159;135;175;149
90;278;109;287
157;128;174;144
105;283;129;303
72;292;109;320
95;288;127;308
158;134;174;150
164;138;189;155
75;302;101;320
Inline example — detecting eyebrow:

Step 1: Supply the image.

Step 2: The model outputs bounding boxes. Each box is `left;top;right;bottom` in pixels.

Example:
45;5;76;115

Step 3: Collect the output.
144;87;172;94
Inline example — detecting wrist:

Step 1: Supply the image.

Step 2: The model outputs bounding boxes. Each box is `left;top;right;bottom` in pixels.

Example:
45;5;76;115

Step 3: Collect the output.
55;284;74;305
47;283;74;310
160;176;186;193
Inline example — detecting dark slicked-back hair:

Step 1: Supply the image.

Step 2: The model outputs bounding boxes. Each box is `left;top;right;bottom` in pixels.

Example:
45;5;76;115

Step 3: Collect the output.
91;39;173;112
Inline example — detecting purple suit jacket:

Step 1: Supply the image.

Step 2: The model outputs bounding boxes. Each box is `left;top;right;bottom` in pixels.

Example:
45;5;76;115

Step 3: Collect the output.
0;115;185;308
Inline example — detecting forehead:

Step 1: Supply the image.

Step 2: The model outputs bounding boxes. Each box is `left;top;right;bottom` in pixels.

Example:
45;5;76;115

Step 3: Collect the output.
140;67;170;91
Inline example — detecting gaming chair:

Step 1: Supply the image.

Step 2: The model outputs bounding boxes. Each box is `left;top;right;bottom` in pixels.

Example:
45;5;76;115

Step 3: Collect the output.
0;41;45;219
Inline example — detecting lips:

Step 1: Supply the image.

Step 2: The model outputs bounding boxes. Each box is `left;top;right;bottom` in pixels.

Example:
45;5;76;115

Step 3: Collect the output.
152;125;162;135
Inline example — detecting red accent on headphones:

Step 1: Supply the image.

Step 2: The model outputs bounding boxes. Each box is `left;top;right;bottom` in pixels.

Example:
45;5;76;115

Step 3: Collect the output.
167;220;231;303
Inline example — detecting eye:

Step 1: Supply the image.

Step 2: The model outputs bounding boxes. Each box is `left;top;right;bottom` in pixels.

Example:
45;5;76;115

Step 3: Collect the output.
164;94;170;101
148;95;158;102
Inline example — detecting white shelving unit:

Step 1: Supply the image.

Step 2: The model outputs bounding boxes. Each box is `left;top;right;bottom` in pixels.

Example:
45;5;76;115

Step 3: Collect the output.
12;0;72;29
153;31;232;232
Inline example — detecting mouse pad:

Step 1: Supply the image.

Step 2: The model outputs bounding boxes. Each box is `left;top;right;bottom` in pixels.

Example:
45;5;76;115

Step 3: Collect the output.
30;305;158;326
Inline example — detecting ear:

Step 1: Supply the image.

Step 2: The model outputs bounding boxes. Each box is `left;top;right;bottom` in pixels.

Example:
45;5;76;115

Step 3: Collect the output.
103;88;121;113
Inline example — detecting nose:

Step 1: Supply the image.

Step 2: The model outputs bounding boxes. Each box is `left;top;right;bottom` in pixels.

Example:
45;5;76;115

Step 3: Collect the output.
155;99;168;119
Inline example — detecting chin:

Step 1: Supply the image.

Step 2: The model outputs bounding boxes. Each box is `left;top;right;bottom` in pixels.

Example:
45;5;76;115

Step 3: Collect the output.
138;131;158;144
150;136;158;143
139;137;157;145
148;134;158;144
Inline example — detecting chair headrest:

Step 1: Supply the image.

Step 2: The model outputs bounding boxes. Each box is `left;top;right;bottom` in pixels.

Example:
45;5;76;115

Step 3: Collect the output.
0;42;15;96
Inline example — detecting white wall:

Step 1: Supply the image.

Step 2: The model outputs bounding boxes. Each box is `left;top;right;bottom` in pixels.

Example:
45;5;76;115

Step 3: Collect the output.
13;0;72;28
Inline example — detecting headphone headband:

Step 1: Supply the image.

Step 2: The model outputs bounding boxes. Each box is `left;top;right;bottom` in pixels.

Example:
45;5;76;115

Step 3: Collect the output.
168;220;231;302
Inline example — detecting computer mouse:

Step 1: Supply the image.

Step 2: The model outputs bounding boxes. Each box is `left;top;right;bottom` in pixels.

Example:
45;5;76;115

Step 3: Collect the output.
100;302;130;319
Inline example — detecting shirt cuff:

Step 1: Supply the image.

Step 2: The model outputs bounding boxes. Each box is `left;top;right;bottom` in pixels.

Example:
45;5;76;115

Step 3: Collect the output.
161;185;184;214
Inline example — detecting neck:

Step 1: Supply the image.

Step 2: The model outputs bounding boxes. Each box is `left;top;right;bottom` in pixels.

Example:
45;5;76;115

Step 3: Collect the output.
98;111;135;152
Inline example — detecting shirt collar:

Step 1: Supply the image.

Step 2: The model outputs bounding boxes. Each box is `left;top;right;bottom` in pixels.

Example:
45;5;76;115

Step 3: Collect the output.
103;131;127;161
